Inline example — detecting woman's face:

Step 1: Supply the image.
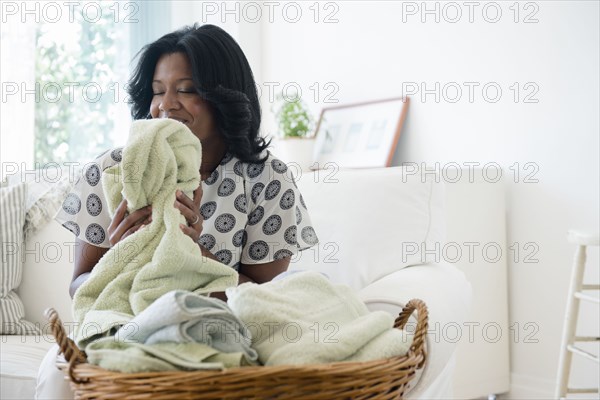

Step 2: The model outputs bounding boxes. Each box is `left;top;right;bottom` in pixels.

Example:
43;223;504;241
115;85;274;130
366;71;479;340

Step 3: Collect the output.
149;52;217;144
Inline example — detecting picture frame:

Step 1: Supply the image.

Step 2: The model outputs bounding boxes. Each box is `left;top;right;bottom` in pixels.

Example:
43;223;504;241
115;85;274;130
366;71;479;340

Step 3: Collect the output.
310;97;410;170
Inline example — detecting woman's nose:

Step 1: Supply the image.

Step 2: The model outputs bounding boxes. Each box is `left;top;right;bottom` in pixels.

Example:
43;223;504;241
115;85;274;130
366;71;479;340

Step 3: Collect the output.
159;90;181;113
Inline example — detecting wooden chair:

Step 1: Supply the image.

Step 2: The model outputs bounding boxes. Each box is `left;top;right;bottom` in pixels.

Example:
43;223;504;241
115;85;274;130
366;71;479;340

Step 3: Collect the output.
555;230;599;399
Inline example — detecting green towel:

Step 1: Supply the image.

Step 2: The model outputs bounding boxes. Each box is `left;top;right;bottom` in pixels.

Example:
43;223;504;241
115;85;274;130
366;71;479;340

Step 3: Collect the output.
85;339;252;373
73;119;238;348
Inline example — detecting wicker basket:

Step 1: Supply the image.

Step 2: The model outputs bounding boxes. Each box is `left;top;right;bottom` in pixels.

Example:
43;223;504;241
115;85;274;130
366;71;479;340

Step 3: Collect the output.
45;299;428;400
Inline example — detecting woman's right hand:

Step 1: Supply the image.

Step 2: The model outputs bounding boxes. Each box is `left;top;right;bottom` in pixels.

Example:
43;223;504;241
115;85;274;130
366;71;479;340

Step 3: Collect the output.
107;199;152;246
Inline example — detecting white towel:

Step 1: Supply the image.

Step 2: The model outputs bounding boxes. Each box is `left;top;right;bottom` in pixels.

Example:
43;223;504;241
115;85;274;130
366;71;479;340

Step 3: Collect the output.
116;290;258;362
226;271;412;366
85;290;258;372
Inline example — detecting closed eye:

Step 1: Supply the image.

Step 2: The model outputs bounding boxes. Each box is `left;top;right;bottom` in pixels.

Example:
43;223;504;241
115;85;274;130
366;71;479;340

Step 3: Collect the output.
152;89;197;96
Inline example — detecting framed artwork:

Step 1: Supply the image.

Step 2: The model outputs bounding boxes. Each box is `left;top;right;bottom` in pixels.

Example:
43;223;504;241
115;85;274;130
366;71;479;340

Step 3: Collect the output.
311;97;410;170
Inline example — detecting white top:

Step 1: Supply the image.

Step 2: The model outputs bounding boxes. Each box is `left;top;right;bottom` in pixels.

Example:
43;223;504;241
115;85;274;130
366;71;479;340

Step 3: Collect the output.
55;148;319;270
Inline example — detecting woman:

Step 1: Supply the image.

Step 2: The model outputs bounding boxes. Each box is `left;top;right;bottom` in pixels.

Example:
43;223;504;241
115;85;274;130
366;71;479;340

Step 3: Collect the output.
36;24;318;398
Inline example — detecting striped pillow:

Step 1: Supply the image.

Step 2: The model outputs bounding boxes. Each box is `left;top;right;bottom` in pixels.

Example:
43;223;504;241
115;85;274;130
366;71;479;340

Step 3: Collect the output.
1;183;40;334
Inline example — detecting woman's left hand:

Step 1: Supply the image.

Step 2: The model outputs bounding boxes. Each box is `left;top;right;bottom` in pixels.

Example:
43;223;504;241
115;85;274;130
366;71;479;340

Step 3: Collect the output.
174;185;204;242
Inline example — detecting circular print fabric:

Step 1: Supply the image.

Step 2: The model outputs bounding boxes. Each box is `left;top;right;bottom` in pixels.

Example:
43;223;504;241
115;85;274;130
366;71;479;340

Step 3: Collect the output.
198;233;216;251
110;148;122;162
248;240;269;261
233;161;244;177
264;180;281;201
62;193;81;215
250;183;265;204
205;169;219;185
284;225;297;245
271;158;288;174
279;188;295;210
247;162;265;179
200;201;217;220
215;249;233;265
85;164;101;186
262;215;282;235
247;206;265;225
218;178;236;197
295;206;303;225
214;213;236;233
85;223;106;245
86;194;102;217
62;221;80;237
234;194;247;213
301;226;318;246
232;229;247;248
274;249;293;260
300;194;307;209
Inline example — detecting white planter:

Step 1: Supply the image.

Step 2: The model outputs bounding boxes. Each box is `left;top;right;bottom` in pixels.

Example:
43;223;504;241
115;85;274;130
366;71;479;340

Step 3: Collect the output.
270;137;316;172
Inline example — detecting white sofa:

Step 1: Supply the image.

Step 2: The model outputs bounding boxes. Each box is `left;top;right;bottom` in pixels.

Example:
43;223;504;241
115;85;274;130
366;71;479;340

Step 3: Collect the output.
1;165;487;399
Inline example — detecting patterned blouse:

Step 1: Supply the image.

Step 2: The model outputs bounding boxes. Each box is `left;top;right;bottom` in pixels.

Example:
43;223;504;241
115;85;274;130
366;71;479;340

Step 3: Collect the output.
55;148;319;271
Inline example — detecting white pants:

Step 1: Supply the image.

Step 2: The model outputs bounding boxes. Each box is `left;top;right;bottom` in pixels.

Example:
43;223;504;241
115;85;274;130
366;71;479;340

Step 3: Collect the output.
35;344;75;400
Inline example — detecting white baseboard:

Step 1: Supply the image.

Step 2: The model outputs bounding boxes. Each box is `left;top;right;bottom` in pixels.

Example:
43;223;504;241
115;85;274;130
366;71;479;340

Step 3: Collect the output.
506;373;554;399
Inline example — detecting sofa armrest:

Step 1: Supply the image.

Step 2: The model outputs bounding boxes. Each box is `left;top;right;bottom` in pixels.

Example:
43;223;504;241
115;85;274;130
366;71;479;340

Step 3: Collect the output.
359;262;472;398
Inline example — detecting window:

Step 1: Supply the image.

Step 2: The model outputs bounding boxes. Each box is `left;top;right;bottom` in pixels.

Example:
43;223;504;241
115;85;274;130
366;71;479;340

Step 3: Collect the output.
33;5;131;164
1;1;171;176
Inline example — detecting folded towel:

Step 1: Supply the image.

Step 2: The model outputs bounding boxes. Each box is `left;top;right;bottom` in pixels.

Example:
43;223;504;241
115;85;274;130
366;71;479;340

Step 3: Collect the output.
73;119;238;348
115;290;258;362
226;271;412;366
85;340;252;373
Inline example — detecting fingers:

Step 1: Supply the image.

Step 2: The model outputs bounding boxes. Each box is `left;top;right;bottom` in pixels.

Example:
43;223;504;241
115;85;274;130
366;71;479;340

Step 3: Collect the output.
193;185;203;209
109;199;128;232
175;189;204;244
121;223;147;241
175;189;194;209
179;223;199;242
175;190;202;226
108;202;152;246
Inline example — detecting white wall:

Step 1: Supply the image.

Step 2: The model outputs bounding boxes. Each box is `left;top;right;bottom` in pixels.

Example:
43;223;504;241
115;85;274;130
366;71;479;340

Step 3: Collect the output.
254;0;599;397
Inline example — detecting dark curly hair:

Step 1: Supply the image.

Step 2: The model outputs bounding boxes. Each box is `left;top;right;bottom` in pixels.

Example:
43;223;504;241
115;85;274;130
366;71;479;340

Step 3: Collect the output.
127;24;270;163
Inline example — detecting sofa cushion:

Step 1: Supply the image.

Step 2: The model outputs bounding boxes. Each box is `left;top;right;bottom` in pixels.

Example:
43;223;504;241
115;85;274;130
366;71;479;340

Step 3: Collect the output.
4;166;73;242
293;166;445;290
18;220;75;327
1;183;40;334
0;335;55;400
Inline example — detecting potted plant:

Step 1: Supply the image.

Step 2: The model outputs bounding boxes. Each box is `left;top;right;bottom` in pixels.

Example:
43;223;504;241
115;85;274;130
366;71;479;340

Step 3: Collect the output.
271;93;316;171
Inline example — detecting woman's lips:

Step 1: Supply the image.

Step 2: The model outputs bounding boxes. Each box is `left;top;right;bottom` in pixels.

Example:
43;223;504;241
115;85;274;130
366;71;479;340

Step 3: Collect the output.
168;117;188;124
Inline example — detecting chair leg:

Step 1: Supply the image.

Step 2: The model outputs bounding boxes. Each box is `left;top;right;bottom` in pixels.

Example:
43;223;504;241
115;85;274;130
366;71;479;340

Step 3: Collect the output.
555;245;587;399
